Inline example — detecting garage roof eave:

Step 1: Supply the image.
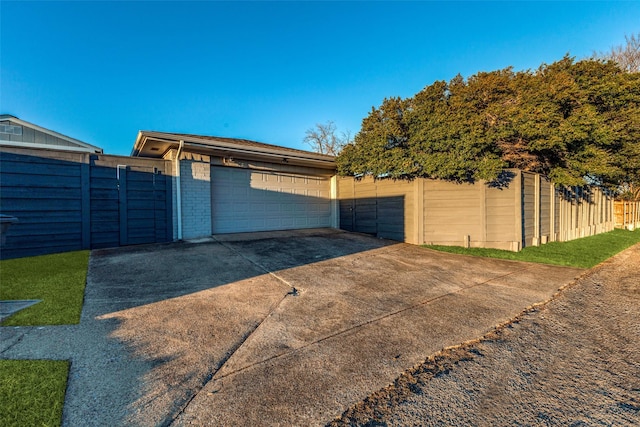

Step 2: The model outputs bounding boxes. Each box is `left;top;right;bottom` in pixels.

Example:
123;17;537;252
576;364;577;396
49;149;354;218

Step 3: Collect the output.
132;131;337;169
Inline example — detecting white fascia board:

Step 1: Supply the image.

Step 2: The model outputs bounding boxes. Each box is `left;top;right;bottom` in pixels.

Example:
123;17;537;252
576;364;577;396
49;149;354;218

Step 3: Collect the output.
147;132;334;161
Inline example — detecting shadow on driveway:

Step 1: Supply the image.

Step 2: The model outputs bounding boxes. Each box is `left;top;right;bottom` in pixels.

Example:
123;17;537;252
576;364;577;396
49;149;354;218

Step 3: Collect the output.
85;228;393;317
1;228;584;426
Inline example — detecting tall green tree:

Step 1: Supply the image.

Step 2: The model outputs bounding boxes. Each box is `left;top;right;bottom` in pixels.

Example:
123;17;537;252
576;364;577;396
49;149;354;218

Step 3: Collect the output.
337;56;640;194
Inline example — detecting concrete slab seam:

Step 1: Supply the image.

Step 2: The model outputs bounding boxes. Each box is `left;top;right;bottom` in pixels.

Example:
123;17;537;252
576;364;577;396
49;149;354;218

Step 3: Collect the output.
160;290;294;427
209;264;538;383
162;238;303;426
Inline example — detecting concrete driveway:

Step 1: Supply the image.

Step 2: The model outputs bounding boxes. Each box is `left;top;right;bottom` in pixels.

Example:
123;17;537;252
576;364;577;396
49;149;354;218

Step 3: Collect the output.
0;228;583;426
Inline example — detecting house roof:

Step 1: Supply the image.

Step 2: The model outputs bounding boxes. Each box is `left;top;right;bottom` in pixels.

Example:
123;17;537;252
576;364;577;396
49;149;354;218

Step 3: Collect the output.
131;130;336;170
0;115;103;153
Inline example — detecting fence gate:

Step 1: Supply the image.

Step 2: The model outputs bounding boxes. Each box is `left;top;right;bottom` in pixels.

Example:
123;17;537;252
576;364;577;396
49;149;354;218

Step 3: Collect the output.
338;178;377;235
338;177;408;242
0;149;172;259
117;166;171;246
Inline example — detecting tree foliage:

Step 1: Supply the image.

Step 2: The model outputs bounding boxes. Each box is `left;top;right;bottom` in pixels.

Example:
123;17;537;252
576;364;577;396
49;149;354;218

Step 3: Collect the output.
303;121;351;156
337;56;640;194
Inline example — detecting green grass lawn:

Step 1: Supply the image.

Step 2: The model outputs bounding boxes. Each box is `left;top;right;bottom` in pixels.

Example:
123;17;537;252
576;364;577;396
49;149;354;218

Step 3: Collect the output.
0;251;89;427
0;360;69;427
423;228;640;268
0;250;89;326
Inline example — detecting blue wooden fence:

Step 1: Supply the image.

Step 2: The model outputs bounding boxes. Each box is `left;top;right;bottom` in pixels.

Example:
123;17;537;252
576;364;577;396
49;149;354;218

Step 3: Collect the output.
0;149;172;259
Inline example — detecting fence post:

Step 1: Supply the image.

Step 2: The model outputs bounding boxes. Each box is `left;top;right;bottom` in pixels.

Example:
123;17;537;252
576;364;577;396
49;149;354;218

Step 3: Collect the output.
533;173;540;246
549;183;556;242
415;178;424;244
515;170;523;248
118;166;128;246
480;179;487;244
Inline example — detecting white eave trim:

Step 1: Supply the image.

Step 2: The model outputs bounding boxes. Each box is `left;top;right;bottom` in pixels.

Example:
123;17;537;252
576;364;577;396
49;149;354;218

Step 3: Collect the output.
0;139;103;154
185;140;335;165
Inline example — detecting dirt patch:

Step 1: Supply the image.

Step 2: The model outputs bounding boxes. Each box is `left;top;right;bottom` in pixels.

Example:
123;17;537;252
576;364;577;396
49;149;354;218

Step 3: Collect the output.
328;244;640;426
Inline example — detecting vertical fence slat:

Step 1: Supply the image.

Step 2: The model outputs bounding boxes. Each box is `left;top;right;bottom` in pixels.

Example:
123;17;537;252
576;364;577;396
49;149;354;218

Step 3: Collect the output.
119;166;128;246
81;161;91;249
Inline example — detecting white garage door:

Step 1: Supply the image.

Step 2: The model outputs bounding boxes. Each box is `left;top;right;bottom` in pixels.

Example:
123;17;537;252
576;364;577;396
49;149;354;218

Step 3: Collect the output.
211;166;332;233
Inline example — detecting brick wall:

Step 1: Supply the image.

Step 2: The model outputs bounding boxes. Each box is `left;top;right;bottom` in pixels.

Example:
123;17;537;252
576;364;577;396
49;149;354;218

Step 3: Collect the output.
180;157;212;239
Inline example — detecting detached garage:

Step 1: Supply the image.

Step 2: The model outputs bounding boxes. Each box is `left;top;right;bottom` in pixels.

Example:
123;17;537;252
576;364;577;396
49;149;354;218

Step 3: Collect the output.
131;131;337;240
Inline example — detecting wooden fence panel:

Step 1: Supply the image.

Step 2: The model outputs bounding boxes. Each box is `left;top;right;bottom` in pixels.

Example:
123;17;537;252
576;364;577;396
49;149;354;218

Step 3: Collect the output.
0;150;86;258
0;148;172;259
353;178;377;235
615;200;640;230
338;169;615;252
485;171;520;250
375;179;413;242
89;164;120;249
554;186;614;242
540;176;552;239
424;179;484;246
337;178;355;232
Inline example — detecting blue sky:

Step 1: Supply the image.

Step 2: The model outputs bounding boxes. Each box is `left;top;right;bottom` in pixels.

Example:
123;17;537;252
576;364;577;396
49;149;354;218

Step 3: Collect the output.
1;1;639;155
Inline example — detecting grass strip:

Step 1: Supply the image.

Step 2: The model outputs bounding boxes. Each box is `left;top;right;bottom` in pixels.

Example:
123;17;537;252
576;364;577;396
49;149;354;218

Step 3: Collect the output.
0;359;69;427
0;250;89;325
423;228;640;269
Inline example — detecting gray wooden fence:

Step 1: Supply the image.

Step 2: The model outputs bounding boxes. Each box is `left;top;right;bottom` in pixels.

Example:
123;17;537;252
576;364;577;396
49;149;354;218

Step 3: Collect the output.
338;170;615;251
0;147;172;259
